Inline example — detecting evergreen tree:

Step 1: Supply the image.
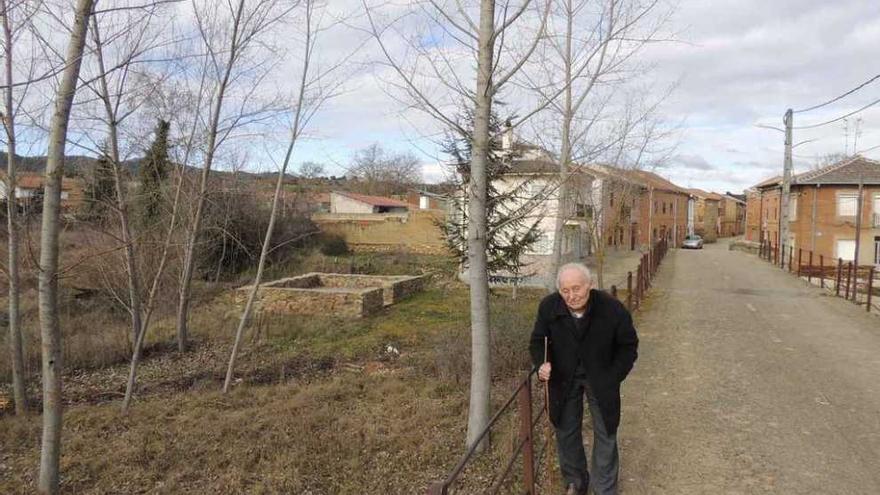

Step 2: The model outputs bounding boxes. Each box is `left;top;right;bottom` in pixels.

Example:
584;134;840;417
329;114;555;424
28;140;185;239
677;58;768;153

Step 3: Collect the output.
83;153;116;220
440;109;543;282
139;119;170;222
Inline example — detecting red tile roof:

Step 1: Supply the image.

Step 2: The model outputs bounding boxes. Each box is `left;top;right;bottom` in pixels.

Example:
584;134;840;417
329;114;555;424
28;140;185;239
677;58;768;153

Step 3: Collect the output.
3;173;77;190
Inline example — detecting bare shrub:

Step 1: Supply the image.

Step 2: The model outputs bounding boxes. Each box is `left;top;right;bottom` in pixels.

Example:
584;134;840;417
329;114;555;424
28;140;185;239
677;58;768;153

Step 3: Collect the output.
198;183;318;281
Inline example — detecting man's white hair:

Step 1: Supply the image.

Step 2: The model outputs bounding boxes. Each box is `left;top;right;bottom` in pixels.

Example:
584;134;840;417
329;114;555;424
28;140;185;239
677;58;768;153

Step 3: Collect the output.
556;262;593;290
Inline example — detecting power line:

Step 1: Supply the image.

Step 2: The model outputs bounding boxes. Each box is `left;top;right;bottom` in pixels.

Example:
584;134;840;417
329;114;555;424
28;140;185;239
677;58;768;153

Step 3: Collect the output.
793;74;880;114
792;96;880;130
856;143;880;154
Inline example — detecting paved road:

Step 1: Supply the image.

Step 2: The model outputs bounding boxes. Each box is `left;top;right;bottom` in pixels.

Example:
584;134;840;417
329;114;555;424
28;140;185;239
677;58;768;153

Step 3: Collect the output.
617;240;880;494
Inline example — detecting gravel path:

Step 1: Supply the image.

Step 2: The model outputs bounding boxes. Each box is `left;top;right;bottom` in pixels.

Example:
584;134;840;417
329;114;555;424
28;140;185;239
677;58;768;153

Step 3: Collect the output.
618;239;880;494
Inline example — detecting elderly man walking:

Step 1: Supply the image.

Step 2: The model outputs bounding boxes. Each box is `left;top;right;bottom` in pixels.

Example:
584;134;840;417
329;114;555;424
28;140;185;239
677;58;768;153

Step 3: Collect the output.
529;262;639;495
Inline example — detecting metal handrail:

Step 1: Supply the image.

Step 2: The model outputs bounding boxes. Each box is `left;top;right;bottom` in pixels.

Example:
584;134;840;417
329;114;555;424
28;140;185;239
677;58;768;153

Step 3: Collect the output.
428;370;539;494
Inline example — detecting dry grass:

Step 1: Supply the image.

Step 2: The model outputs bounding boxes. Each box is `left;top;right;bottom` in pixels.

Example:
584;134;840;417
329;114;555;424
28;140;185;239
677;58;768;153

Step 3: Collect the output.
1;282;546;494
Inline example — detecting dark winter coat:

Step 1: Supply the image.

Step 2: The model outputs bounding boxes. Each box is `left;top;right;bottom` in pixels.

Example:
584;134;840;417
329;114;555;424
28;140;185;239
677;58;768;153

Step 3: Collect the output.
529;289;639;435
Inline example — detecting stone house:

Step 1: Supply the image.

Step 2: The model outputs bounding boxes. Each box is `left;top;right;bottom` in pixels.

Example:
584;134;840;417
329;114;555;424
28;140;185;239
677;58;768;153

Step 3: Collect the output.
746;155;880;265
718;194;746;237
0;173;84;210
686;189;722;242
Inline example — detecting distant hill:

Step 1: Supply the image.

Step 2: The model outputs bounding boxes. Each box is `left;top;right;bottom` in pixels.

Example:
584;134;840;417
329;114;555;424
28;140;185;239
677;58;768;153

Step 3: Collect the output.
0;152;143;178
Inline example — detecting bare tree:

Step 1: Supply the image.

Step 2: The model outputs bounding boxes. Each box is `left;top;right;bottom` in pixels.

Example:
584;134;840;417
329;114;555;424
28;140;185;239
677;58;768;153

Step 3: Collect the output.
0;0;42;416
348;142;421;196
364;0;551;450
519;0;673;289
298;159;324;179
81;1;170;347
224;0;353;392
175;0;290;352
36;0;95;491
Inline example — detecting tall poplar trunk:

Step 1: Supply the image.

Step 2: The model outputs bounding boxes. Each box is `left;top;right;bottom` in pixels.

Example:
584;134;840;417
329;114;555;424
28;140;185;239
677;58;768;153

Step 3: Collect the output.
176;0;246;352
548;0;575;291
90;16;143;346
224;0;313;392
37;0;94;491
465;0;496;452
123;68;212;410
1;0;27;415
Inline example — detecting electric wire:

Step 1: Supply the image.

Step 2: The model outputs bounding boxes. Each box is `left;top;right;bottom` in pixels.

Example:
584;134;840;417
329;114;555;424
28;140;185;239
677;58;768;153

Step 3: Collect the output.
792;96;880;130
793;74;880;114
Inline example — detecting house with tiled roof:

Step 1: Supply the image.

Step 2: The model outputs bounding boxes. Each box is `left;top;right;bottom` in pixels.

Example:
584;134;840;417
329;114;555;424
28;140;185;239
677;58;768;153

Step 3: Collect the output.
329;191;409;214
687;188;722;241
746;155;880;265
0;173;84;211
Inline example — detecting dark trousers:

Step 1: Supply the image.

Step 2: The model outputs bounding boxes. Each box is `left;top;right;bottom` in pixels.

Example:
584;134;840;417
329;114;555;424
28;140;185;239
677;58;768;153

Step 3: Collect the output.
555;377;619;495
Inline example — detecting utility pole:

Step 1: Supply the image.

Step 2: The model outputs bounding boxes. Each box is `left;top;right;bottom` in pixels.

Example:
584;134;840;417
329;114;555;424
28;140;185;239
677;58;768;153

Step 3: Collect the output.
853;173;864;300
780;108;794;248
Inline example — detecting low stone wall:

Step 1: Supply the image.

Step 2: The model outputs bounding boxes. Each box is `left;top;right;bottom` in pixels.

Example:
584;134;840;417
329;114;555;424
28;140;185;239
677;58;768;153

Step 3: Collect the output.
729;239;760;254
239;285;384;318
316;273;427;306
239;272;428;318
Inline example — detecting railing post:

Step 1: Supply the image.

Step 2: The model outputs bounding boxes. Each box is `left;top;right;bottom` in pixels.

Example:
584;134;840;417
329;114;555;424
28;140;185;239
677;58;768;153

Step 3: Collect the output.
867;267;875;312
626;272;633;311
797;248;802;277
845;262;853;300
819;255;824;288
788;245;793;272
808;251;813;283
518;376;535;495
836;258;843;296
611;284;618;299
780;243;785;268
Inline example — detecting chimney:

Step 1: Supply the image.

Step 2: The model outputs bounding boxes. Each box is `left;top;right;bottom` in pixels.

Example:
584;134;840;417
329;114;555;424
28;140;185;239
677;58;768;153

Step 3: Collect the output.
502;119;514;151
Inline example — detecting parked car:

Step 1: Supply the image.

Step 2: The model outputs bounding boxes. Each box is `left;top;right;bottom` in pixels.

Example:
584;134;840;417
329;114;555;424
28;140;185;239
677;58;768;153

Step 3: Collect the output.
682;234;703;249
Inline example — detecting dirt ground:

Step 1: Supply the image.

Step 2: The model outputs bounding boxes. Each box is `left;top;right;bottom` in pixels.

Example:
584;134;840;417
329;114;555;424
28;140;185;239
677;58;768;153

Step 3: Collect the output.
618;239;880;494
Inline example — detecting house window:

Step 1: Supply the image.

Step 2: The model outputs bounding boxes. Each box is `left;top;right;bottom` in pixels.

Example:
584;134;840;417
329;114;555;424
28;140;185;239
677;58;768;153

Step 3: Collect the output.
528;181;545;199
530;232;552;255
610;191;615;207
874;236;880;265
837;193;858;217
836;239;856;261
662;202;666;214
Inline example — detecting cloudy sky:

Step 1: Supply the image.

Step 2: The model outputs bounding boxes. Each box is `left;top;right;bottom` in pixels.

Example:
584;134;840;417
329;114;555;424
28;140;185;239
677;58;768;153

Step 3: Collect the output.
287;0;880;194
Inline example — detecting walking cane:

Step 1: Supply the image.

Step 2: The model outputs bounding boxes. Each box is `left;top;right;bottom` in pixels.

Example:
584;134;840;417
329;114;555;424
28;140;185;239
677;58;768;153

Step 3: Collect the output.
543;337;558;490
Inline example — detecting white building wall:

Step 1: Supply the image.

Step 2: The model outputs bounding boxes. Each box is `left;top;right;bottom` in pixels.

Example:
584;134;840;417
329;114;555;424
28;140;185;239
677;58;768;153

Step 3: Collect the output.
330;192;374;214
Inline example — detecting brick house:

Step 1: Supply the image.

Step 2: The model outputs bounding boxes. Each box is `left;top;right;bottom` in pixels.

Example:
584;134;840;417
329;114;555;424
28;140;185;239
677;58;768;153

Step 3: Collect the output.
746;156;880;265
630;170;691;248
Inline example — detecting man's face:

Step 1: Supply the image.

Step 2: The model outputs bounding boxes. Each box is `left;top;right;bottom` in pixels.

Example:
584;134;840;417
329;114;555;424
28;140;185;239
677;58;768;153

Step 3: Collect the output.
558;268;591;312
